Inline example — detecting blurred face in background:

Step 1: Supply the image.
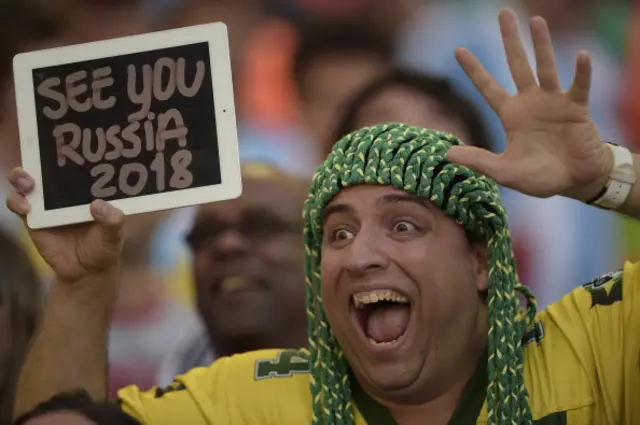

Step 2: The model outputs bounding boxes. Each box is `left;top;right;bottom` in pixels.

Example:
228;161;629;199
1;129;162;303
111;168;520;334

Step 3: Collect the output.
300;53;389;150
351;85;471;144
187;169;307;350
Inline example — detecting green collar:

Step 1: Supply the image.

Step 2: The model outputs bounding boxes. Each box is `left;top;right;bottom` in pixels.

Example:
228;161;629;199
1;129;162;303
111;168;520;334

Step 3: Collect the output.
350;348;488;425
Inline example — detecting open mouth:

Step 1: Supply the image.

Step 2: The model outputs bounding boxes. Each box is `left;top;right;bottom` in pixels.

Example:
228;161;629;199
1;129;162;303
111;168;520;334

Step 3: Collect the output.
352;289;412;347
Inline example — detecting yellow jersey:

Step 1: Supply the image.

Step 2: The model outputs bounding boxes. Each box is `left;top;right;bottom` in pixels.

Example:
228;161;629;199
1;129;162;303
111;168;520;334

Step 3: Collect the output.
118;261;640;425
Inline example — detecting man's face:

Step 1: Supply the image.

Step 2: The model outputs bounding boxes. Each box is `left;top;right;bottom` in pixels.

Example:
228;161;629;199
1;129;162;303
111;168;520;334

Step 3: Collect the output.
301;54;389;149
320;185;488;404
188;176;307;342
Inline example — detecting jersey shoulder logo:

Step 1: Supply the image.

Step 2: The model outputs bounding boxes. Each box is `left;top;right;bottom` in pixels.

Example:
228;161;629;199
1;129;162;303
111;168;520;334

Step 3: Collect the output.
582;270;623;308
154;381;187;398
582;270;623;290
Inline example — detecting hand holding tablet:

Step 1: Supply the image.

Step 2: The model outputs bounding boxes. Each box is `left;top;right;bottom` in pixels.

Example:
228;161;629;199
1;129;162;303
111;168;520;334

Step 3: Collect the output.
12;22;242;229
5;172;125;285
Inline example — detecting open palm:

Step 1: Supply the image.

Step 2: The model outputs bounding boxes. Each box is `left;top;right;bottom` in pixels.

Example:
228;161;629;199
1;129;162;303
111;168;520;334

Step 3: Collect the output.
447;9;612;200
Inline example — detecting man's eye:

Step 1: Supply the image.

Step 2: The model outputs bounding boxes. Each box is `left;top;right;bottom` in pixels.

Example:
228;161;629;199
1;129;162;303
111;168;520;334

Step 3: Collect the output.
332;228;355;241
393;221;417;233
185;227;222;249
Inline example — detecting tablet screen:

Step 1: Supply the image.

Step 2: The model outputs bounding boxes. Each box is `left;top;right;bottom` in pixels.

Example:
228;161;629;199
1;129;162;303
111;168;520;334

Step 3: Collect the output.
32;41;221;211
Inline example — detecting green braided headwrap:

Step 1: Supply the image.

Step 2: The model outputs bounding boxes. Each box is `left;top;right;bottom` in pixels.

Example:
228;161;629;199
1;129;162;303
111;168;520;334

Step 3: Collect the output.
303;123;538;425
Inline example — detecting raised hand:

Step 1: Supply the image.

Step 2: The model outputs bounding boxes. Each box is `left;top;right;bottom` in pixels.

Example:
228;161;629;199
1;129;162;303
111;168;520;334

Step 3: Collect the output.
5;167;124;285
447;8;613;201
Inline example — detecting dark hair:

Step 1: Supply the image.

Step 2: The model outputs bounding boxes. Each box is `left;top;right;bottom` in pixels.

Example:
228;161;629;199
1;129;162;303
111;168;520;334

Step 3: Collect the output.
332;68;493;153
13;390;141;425
0;232;43;424
292;20;393;95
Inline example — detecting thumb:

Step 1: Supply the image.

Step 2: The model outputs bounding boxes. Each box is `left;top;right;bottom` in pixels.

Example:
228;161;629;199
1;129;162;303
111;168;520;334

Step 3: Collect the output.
90;200;124;245
446;146;506;182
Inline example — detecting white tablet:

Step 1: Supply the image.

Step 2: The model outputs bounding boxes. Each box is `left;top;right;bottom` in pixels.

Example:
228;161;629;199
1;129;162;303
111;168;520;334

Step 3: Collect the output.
13;22;242;229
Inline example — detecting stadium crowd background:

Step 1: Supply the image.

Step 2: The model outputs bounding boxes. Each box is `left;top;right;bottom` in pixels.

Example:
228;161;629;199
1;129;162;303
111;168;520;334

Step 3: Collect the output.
0;0;638;421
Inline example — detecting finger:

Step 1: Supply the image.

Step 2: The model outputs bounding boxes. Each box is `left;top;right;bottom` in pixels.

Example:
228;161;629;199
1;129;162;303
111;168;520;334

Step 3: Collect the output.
530;16;560;91
455;48;509;111
499;8;536;92
568;50;592;105
446;146;508;183
5;190;31;217
90;200;124;245
8;167;35;195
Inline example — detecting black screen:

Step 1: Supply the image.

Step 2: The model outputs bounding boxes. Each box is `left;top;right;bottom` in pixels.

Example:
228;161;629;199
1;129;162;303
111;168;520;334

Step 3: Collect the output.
32;42;221;210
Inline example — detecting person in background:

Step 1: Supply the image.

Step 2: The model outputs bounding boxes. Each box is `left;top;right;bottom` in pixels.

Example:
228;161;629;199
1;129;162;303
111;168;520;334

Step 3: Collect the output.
293;21;393;153
331;68;493;154
13;391;140;425
397;0;622;306
0;231;43;424
156;162;309;386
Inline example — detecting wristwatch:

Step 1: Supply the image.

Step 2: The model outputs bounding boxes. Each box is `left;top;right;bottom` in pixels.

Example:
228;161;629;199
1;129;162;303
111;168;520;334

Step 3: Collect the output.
587;143;637;210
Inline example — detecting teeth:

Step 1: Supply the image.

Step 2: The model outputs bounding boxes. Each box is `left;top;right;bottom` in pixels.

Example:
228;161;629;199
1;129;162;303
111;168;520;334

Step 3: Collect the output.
352;290;409;309
368;337;401;346
220;276;251;295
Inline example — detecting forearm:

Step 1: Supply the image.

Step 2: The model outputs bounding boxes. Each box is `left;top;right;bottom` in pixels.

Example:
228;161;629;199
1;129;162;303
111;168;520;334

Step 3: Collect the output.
13;269;119;419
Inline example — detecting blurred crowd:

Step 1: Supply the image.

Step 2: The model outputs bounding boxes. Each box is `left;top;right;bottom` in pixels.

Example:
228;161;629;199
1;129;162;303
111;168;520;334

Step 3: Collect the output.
0;0;637;422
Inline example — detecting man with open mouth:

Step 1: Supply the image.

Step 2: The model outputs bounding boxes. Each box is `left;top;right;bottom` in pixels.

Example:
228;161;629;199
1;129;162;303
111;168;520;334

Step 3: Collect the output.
8;7;640;425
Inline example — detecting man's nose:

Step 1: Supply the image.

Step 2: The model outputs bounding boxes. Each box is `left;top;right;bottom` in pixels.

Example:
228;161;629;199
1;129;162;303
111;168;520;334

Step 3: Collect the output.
209;228;251;260
343;229;389;276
